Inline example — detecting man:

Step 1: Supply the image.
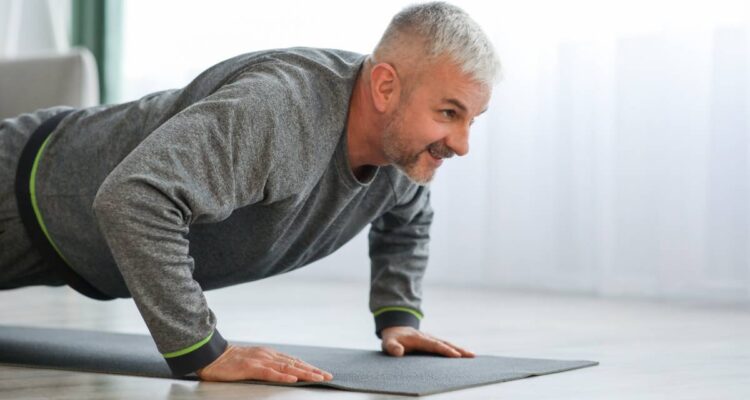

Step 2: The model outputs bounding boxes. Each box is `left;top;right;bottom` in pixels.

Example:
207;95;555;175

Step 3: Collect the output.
0;2;499;383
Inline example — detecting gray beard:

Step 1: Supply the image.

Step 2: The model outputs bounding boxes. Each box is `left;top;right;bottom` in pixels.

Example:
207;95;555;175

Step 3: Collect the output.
381;109;456;185
382;113;430;184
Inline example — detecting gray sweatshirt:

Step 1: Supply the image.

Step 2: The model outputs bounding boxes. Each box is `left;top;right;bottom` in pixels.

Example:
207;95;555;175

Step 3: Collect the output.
31;47;432;375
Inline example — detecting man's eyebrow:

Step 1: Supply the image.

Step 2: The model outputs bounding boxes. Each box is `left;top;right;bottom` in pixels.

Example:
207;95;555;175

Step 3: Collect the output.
442;98;467;113
442;98;488;116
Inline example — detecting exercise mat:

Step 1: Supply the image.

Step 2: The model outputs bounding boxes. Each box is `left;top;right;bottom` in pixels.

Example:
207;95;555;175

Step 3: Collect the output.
0;325;597;396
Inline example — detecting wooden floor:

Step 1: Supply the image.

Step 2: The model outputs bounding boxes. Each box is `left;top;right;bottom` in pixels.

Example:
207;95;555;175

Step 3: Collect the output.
0;274;748;399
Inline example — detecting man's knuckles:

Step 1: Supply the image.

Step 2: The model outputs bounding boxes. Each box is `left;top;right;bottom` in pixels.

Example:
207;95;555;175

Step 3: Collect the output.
247;346;275;357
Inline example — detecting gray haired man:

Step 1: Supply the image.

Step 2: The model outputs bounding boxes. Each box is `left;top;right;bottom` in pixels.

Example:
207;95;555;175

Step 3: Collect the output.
0;2;499;382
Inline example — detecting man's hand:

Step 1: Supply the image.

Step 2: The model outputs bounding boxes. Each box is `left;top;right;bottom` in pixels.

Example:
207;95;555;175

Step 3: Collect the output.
196;344;334;383
380;326;475;358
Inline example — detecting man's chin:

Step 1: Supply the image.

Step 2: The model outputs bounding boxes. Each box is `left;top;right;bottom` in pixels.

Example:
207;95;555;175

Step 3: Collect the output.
397;164;435;186
386;150;436;185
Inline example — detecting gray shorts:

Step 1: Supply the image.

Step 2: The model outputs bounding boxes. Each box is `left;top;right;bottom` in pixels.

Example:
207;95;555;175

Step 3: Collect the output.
0;108;69;289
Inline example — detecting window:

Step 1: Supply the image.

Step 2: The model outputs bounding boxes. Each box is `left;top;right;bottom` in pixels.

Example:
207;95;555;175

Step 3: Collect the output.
119;0;419;102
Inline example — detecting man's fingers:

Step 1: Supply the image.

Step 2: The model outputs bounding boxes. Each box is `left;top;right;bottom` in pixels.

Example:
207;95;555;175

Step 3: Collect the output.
439;339;475;357
268;361;326;382
417;337;462;357
432;339;462;357
197;345;336;383
256;366;299;383
275;355;333;380
419;333;475;358
381;332;475;359
384;334;462;358
383;338;405;357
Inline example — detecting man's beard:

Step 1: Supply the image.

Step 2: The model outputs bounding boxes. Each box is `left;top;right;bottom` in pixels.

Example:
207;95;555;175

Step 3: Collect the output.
382;109;455;185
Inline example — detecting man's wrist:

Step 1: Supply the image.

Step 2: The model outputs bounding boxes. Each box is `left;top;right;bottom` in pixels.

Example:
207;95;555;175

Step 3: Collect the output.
373;307;422;339
163;329;228;377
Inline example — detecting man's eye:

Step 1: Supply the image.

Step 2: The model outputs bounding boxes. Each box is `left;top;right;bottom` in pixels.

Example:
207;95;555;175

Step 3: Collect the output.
441;109;457;119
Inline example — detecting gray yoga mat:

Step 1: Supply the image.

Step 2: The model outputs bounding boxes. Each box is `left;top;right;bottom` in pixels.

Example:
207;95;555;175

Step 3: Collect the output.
0;325;597;396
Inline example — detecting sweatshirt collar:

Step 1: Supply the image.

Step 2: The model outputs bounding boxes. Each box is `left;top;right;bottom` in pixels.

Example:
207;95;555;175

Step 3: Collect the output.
336;127;379;189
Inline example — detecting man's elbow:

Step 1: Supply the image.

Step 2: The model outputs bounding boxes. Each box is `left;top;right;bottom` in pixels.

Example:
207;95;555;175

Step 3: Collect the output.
92;181;121;218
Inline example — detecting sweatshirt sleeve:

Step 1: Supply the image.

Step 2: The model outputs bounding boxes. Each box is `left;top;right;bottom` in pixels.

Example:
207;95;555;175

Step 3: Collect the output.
91;75;273;376
368;184;433;338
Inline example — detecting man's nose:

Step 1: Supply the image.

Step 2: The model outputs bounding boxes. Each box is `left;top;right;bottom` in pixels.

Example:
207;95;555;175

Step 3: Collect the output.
445;126;470;157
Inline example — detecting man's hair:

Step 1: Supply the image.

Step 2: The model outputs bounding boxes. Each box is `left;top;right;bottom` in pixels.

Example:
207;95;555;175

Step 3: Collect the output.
373;1;501;87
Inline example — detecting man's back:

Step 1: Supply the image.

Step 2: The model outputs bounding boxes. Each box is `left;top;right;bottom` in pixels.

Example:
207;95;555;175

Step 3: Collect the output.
26;47;372;294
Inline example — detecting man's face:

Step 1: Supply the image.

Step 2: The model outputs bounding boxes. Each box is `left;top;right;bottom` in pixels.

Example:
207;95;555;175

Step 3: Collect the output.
382;60;491;185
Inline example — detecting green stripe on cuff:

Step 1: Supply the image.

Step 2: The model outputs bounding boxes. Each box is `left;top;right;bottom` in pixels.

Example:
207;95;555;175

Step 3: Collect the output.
163;331;214;359
30;135;72;267
373;306;423;320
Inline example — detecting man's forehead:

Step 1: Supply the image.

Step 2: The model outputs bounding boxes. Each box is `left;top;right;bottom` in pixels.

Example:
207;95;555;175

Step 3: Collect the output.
408;57;492;113
435;61;489;93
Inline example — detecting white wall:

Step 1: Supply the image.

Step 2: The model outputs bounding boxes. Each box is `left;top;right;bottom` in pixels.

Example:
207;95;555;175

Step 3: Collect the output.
480;27;749;304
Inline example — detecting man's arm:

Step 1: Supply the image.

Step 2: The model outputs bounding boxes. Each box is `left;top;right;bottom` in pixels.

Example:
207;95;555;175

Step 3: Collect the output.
92;73;331;381
368;184;432;338
368;184;474;358
92;78;263;376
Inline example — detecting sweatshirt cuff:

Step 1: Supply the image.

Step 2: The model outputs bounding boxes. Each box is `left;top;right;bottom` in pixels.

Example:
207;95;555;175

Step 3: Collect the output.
373;307;423;339
163;329;228;377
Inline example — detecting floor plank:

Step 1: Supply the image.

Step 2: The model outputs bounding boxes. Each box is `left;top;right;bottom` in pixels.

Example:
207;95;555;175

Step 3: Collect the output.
0;275;748;399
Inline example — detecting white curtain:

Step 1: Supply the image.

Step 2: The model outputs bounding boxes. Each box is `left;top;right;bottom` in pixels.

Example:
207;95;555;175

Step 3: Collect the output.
120;0;750;304
443;0;749;303
0;0;70;58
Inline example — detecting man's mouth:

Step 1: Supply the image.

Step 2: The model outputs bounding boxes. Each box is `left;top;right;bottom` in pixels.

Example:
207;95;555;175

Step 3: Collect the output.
427;145;454;165
428;147;444;166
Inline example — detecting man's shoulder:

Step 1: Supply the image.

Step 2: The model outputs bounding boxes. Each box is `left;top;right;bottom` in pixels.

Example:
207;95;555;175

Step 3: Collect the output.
178;47;364;109
217;47;365;124
207;47;365;87
220;48;366;200
262;47;365;69
230;47;364;69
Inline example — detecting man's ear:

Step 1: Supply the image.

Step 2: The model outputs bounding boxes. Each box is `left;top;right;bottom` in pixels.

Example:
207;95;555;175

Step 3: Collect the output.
370;62;400;113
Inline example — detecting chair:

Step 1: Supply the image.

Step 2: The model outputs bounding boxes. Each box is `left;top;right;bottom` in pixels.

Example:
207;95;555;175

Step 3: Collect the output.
0;47;99;120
